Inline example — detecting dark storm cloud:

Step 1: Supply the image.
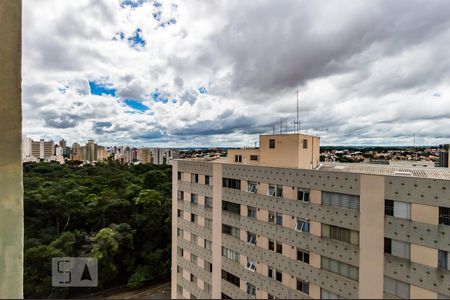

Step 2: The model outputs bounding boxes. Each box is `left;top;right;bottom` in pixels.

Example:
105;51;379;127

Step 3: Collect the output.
204;0;450;97
44;112;83;129
170;110;255;136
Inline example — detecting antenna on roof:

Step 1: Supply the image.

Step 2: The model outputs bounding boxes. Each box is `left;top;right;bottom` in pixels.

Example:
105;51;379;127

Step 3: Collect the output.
294;90;300;133
280;117;283;134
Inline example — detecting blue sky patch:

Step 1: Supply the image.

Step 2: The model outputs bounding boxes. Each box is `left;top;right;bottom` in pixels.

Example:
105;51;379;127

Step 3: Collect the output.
89;81;116;96
151;89;169;103
198;86;208;94
128;28;146;49
120;0;148;8
124;99;149;111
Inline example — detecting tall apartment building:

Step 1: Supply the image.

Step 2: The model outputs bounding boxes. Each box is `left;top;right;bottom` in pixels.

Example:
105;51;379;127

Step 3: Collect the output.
172;133;450;299
71;143;81;161
30;138;54;159
154;147;165;165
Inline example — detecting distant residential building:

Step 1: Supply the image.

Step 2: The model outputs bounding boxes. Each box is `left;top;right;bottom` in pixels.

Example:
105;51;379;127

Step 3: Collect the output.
137;147;152;164
30;138;54;160
71;143;81;161
97;146;109;161
153;147;164;165
438;144;449;168
22;136;32;159
167;149;180;165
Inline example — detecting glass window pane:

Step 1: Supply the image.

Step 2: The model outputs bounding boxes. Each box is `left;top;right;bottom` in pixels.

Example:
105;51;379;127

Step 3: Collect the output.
394;201;411;219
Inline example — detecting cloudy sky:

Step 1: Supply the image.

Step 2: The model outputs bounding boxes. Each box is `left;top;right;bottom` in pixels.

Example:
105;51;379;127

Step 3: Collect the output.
23;0;450;147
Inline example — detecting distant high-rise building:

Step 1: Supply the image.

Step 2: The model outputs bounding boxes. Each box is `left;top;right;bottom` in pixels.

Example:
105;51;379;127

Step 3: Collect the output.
438;144;449;168
172;133;450;299
30;139;54;160
85;139;98;163
22;136;32;159
137;148;152;164
153;147;164;165
97;145;109;161
167;149;180;165
71;143;81;161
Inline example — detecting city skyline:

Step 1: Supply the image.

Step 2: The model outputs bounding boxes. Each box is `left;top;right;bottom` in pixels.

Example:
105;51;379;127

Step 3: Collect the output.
23;0;450;147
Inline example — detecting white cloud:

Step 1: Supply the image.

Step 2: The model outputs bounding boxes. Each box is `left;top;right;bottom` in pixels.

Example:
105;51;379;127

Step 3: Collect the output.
22;0;450;147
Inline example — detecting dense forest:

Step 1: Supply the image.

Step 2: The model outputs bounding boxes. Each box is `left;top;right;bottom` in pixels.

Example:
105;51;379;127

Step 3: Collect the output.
23;161;172;298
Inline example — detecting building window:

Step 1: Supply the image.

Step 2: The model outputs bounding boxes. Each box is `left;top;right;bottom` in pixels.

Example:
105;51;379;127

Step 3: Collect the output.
297;249;310;263
246;258;256;272
303;139;308;149
205;196;213;208
322;224;359;246
276;212;283;225
222;224;240;238
276;270;282;282
296;218;310;233
246;283;256;297
439;207;450;225
222;270;240;287
222;247;240;262
248;206;257;219
268;184;283;197
384;277;410;299
269;139;275;148
247;232;257;245
204;239;212;250
204;282;212;294
191;234;198;245
297;279;309;295
250;155;258;161
191;193;198;204
321;257;359;281
205;175;212;185
276;242;283;254
268;266;275;279
322;192;359;210
190;273;197;284
268;239;274;251
321;289;341;299
438;250;449;270
177;228;183;237
177;209;182;218
204;261;213;272
385;200;394;216
385;200;411;219
177;284;183;295
190;213;197;223
269;239;282;253
385;238;410;260
177;266;181;274
177;247;183;257
190;253;197;265
177;172;182;180
268;294;274;300
222;178;241;190
222;200;241;214
177;190;184;200
221;293;232;299
205;218;213;229
191;173;199;183
298;189;310;202
235;155;242;163
268;211;275;223
247;181;257;193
